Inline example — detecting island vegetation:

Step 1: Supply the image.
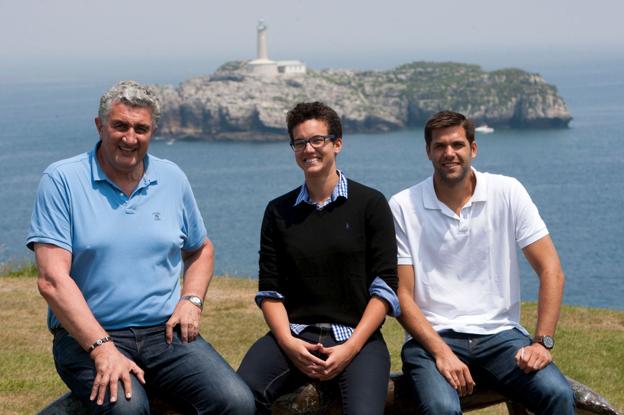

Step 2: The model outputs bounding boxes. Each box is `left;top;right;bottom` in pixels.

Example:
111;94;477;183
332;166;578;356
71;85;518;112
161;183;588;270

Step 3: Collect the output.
154;61;572;141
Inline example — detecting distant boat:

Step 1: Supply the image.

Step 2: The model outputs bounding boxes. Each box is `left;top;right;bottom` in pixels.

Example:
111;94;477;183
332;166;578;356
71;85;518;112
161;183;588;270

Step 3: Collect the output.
476;125;494;134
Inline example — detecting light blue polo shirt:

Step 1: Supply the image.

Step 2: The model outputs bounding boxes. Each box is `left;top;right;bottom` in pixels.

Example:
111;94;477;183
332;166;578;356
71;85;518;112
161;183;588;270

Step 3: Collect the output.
27;144;207;330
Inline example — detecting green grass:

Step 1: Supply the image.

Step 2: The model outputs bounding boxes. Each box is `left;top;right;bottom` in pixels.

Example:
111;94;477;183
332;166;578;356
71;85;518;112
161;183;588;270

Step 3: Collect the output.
0;261;38;278
1;271;622;414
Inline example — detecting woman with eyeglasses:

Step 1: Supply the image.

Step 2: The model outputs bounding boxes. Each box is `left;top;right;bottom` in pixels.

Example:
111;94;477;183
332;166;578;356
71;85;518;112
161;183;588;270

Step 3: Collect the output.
237;102;399;415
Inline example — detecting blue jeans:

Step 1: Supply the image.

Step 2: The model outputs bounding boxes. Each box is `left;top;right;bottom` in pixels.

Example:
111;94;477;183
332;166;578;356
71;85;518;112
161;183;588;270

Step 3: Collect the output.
237;327;390;415
53;326;255;415
401;328;575;415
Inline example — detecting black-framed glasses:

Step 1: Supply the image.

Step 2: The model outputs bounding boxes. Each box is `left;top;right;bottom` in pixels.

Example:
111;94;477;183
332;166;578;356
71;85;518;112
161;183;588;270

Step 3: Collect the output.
290;135;336;152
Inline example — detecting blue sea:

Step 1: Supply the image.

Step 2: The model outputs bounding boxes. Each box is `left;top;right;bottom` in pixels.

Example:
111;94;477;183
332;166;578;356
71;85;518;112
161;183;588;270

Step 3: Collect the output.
1;60;622;310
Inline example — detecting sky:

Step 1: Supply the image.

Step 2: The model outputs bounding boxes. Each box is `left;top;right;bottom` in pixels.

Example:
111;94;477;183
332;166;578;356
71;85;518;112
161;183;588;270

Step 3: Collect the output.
1;0;623;83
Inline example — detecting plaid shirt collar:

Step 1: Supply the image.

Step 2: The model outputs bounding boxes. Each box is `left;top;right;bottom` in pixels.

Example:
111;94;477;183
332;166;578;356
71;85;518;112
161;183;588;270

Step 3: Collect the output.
294;170;348;209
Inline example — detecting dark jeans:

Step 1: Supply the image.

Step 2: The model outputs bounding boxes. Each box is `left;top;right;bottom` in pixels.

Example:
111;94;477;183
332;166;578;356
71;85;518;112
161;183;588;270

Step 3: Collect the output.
237;326;390;415
53;326;255;415
401;328;575;415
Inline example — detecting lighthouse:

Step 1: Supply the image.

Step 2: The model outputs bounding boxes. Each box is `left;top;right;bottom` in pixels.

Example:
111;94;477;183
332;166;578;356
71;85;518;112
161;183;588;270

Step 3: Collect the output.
257;20;269;61
247;20;306;77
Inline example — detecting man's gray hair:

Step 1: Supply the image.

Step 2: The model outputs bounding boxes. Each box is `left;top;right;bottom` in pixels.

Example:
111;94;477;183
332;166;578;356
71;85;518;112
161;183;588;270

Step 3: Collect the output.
98;80;161;126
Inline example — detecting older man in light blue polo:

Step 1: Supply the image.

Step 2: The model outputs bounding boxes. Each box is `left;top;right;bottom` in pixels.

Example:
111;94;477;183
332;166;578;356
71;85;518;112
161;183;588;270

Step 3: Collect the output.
27;80;254;415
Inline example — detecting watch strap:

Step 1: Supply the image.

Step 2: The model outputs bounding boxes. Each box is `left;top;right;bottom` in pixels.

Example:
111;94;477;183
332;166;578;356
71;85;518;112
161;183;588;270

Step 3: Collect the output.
532;335;555;349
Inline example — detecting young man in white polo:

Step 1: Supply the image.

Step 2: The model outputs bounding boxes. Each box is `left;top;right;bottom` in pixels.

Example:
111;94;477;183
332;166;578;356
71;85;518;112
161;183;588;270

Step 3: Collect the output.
389;111;574;414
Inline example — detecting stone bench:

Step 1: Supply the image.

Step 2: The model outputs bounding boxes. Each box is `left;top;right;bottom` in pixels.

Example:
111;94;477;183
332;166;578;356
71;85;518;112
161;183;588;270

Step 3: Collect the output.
39;373;620;415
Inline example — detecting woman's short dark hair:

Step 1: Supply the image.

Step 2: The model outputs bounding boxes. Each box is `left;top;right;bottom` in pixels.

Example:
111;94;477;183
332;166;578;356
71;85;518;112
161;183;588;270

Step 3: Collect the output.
424;111;475;146
287;102;342;141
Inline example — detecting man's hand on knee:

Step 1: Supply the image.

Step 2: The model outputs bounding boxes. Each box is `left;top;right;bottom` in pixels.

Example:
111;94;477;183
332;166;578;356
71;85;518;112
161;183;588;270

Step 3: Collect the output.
89;343;146;405
515;344;553;373
435;350;475;397
166;300;201;344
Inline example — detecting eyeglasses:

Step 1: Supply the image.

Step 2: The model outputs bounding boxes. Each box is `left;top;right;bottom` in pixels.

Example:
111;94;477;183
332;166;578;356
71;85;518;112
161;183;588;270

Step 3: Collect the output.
290;135;336;152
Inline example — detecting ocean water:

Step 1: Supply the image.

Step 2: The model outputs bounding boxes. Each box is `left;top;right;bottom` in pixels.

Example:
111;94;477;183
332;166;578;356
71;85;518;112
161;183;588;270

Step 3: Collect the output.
0;61;622;310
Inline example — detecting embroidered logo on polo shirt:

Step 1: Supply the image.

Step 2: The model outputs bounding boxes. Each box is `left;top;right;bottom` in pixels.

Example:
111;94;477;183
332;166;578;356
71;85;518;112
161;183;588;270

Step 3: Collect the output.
345;222;351;230
152;212;161;221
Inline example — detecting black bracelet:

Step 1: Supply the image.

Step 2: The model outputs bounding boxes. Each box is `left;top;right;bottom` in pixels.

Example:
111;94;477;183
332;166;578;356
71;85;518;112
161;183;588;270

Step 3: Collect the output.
88;336;112;352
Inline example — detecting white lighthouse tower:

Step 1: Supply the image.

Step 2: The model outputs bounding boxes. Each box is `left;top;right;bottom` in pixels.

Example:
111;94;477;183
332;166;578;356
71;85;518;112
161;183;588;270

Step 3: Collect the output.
247;20;278;76
257;20;269;60
247;20;306;77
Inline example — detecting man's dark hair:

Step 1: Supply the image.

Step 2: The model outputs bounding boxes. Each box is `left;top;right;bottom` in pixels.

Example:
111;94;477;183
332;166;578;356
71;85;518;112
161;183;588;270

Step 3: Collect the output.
424;111;475;146
286;102;342;141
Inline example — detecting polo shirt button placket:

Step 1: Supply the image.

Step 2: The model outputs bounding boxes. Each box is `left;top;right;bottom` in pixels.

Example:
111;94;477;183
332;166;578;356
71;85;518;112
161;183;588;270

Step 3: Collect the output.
119;192;135;214
458;206;471;233
459;217;469;233
124;196;136;214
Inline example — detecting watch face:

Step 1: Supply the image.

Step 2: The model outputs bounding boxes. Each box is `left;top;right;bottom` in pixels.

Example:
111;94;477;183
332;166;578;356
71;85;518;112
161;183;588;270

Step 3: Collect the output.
182;295;203;308
543;336;555;349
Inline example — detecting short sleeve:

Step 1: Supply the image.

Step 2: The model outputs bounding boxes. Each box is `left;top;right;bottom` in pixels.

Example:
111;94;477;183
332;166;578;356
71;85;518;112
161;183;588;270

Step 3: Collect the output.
389;196;414;265
180;174;207;251
510;178;548;248
26;173;72;252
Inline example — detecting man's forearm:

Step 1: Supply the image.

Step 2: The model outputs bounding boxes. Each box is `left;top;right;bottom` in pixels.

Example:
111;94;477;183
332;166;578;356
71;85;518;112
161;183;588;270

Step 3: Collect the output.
35;243;108;351
522;236;565;338
535;267;565;336
397;265;452;358
40;275;109;349
181;239;215;298
398;293;454;358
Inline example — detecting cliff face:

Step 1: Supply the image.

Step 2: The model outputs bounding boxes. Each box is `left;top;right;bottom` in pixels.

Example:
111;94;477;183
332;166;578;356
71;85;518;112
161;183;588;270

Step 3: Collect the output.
155;61;572;141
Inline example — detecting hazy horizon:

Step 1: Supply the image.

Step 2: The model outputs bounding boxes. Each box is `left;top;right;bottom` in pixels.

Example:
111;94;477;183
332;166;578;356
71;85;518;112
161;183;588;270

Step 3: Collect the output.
2;0;623;84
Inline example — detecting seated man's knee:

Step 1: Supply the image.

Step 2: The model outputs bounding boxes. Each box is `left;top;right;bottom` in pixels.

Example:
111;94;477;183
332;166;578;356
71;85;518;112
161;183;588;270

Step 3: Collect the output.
96;380;149;415
402;341;461;415
221;385;256;415
417;394;462;415
243;384;271;415
201;375;256;415
525;367;575;414
106;397;150;415
404;366;462;415
552;384;575;408
540;375;575;411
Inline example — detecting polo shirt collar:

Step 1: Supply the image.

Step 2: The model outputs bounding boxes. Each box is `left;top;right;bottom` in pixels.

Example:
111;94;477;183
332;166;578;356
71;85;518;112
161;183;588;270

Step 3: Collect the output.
471;168;487;203
423;176;440;210
423;167;487;211
89;142;157;191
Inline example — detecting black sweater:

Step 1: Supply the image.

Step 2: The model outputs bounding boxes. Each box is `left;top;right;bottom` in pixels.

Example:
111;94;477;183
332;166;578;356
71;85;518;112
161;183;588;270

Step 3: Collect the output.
258;179;398;327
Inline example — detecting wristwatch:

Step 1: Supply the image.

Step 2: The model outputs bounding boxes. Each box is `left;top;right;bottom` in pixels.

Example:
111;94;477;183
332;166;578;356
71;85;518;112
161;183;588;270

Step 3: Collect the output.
181;295;204;311
532;335;555;350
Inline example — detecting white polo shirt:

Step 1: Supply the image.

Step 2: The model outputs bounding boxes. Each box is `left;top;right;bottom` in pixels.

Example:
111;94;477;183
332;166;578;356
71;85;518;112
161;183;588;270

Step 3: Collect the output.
389;169;548;339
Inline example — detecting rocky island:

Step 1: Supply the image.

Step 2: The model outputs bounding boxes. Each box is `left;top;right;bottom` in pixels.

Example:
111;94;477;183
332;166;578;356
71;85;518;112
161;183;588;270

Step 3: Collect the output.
154;60;571;141
154;22;570;141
